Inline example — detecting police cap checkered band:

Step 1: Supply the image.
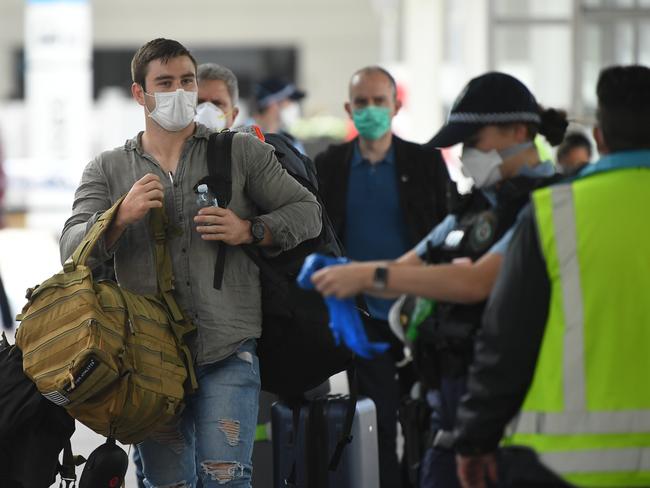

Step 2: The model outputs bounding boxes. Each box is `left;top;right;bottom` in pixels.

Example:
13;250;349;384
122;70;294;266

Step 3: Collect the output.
448;111;542;124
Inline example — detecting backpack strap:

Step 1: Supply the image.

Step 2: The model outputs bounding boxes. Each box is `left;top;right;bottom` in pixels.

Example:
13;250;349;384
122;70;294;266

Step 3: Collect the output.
207;131;234;208
0;273;12;330
65;195;127;272
206;131;235;290
149;208;183;320
57;439;77;488
329;365;358;471
150;208;198;392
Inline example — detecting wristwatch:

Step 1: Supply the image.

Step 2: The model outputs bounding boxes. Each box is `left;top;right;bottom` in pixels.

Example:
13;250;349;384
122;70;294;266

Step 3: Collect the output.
249;218;265;244
372;266;389;291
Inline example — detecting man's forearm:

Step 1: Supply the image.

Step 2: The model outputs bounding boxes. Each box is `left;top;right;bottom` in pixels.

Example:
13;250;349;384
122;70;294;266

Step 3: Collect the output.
104;220;127;251
258;200;322;251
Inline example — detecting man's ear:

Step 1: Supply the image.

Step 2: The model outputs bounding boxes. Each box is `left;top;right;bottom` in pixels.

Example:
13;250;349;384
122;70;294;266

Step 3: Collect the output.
393;98;402;117
132;82;145;106
593;126;609;155
232;106;240;122
344;102;353;119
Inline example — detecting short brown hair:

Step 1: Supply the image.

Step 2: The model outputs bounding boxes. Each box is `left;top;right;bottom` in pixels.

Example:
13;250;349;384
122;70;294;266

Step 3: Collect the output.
131;38;197;91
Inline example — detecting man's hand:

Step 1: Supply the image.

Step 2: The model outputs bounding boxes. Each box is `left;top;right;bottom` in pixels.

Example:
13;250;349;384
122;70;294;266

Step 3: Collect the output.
456;453;498;488
311;262;375;299
115;173;164;227
194;207;253;246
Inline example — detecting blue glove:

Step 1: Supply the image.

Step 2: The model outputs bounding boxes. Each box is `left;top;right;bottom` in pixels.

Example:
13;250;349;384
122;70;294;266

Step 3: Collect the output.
297;253;390;359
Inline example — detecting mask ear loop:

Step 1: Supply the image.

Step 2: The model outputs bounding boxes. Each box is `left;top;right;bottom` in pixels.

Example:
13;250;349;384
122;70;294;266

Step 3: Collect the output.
142;90;158;116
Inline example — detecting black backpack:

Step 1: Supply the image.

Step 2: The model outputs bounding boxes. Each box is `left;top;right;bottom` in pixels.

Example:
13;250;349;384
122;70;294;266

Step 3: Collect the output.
0;332;79;487
204;132;362;484
203;130;353;397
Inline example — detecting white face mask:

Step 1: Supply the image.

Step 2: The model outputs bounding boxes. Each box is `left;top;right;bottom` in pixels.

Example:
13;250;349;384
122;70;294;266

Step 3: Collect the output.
194;102;228;131
280;102;301;130
460;147;504;188
145;89;197;132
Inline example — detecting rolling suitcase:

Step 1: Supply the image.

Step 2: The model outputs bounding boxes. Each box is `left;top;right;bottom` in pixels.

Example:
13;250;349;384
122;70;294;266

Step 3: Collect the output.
271;395;379;488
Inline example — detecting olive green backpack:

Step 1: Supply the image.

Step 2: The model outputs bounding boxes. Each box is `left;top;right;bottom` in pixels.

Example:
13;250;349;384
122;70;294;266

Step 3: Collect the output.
15;197;197;444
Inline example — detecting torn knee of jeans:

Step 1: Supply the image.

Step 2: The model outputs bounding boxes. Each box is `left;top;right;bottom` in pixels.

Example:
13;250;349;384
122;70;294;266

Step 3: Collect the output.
217;418;240;446
201;461;244;484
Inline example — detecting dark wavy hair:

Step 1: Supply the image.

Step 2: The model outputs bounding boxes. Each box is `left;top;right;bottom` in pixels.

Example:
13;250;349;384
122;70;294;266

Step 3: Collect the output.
131;38;197;92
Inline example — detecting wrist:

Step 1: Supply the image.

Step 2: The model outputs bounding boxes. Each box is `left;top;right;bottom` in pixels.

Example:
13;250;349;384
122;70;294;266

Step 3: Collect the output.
112;211;130;232
243;219;254;245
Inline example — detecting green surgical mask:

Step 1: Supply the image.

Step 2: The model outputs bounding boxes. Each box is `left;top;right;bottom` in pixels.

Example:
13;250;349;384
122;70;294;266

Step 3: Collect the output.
352;106;392;140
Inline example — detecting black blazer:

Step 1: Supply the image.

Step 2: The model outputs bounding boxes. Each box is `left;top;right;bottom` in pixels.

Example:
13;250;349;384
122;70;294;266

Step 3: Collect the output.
315;135;456;247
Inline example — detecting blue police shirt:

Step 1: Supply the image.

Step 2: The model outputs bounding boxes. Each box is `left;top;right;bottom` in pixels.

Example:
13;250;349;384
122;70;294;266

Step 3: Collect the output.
345;142;412;321
415;160;556;258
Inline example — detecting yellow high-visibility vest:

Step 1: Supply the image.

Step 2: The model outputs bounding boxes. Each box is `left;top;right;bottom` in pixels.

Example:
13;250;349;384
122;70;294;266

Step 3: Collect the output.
505;161;650;488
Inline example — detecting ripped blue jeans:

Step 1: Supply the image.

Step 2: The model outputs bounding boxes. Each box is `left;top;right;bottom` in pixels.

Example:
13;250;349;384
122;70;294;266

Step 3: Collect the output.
136;339;261;487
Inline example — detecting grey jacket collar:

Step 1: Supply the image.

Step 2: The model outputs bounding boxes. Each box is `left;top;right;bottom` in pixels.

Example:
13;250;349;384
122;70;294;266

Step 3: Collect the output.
123;123;213;154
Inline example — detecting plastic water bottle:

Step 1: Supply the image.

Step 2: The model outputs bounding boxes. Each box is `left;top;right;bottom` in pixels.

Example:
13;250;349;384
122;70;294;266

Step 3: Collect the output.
196;183;219;209
406;297;436;342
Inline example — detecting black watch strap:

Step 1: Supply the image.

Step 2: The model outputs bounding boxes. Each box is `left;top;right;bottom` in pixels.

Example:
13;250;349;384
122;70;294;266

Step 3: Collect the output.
372;266;389;290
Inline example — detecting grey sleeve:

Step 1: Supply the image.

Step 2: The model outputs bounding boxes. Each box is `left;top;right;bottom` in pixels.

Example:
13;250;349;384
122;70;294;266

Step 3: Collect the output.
59;157;116;268
239;134;322;252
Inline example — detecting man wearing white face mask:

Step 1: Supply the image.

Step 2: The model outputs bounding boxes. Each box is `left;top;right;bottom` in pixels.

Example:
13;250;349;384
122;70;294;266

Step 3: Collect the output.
250;77;306;153
195;63;240;132
309;72;568;487
60;38;321;488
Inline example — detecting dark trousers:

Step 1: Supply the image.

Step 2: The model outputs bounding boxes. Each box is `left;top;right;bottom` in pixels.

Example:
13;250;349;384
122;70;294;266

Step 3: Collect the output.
420;376;467;488
417;374;574;488
352;316;407;488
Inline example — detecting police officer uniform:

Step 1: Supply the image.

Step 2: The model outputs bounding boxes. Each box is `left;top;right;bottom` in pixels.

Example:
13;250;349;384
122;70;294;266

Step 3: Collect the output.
405;72;566;488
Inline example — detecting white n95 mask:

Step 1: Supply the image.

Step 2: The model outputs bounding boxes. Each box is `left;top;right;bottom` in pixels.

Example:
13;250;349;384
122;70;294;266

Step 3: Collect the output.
146;89;197;132
280;103;301;130
460;147;504;188
194;102;228;132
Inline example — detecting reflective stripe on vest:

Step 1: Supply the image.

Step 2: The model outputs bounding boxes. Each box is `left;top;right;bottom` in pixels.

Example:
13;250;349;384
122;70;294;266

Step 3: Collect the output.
505;168;650;486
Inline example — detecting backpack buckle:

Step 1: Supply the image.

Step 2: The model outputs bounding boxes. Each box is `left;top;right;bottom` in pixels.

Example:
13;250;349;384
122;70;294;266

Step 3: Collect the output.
63;258;76;273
